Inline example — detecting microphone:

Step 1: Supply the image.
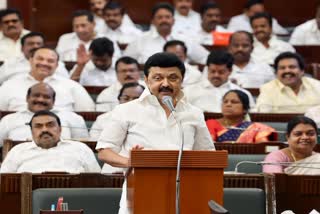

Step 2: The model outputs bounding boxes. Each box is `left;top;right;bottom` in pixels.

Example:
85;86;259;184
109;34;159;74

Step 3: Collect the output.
161;96;183;214
161;96;175;112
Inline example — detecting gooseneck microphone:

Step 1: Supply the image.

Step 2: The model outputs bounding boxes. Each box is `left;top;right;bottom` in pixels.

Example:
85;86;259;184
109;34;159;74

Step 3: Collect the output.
161;96;184;214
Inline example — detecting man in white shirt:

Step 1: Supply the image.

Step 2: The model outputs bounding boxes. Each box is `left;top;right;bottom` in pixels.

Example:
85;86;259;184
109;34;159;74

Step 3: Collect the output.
196;2;230;45
256;52;320;113
0;32;69;84
163;40;202;87
0;83;89;146
70;37;117;86
96;52;214;213
96;56;142;111
56;10;120;63
124;2;209;64
100;2;142;45
0;47;95;111
184;50;255;113
89;0;135;34
289;4;320;45
228;31;275;88
172;0;201;35
0;8;29;61
250;12;295;65
1;110;100;173
227;0;288;35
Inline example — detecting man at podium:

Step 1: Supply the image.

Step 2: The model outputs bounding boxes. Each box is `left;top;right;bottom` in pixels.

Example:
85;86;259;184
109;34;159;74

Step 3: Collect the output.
96;52;215;213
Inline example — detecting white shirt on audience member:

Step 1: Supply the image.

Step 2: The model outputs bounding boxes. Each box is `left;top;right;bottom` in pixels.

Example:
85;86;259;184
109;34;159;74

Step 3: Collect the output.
289;19;320;45
124;29;209;64
305;105;320;127
0;73;95;112
0;55;69;85
0;140;101;173
94;14;136;35
183;80;255;113
173;10;201;35
230;60;275;88
100;21;142;45
56;32;121;63
227;14;288;35
0;110;89;146
76;60;117;86
251;35;295;65
194;25;230;45
0;29;29;61
183;63;202;87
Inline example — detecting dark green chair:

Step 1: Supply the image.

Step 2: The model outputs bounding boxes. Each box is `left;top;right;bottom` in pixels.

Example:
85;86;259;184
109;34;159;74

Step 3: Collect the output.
225;154;266;173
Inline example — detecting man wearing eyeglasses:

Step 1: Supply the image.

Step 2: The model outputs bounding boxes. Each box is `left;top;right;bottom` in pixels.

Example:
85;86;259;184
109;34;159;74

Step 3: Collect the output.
0;8;29;61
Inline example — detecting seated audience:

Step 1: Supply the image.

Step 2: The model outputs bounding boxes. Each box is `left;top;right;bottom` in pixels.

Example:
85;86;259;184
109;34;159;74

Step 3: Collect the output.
0;8;29;61
263;116;320;174
184;50;255;112
96;56;142;111
0;32;69;85
0;110;100;173
256;52;320;113
56;10;120;63
250;12;295;65
100;2;142;45
195;2;231;45
228;31;275;88
163;40;202;87
206;90;275;143
91;82;145;140
227;0;288;35
70;37;117;86
0;83;89;146
289;3;320;45
172;0;201;35
305;105;320;127
0;47;95;111
89;0;135;34
124;2;209;64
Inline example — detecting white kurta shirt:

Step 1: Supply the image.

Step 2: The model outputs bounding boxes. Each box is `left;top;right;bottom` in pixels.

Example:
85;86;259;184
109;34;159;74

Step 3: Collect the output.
183;63;202;87
305;105;320;128
56;32;121;63
227;14;288;35
0;110;89;146
251;36;295;65
173;10;201;36
0;140;101;173
0;29;29;61
78;61;117;86
230;60;275;88
0;55;69;85
183;80;255;113
124;29;209;64
289;19;320;45
194;26;230;45
0;74;95;111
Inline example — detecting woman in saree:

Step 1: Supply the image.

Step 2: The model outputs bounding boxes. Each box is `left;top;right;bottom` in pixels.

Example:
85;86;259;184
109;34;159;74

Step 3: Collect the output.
263;116;320;174
206;89;275;143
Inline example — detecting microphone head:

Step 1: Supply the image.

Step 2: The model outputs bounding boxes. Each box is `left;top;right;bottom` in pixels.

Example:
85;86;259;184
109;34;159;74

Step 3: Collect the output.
161;96;175;112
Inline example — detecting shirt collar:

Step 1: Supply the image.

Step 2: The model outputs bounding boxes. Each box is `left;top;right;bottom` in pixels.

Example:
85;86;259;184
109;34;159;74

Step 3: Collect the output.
202;78;231;89
27;72;59;82
310;19;320;33
150;28;173;40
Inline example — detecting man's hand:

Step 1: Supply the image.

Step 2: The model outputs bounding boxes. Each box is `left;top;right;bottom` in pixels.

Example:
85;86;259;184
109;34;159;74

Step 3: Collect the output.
76;44;90;66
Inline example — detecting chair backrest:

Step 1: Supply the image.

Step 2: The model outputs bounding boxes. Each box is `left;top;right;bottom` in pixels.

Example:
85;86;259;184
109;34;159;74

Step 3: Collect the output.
225;154;266;173
263;122;287;142
32;188;122;214
223;188;266;214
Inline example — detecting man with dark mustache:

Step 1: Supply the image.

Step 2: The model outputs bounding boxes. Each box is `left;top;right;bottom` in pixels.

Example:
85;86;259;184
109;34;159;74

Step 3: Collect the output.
0;8;29;61
0;110;100;173
0;83;89;146
256;52;320;113
70;37;117;86
100;2;142;45
124;2;209;64
172;0;201;35
184;50;255;112
250;12;295;65
96;52;214;213
228;31;275;88
96;56;143;111
0;47;95;111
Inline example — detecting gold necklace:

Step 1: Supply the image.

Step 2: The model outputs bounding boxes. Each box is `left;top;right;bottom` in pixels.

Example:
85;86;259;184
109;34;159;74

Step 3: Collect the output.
289;150;297;162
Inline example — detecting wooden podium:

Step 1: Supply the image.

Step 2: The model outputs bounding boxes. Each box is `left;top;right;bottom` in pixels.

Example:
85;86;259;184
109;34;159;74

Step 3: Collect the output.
127;150;228;214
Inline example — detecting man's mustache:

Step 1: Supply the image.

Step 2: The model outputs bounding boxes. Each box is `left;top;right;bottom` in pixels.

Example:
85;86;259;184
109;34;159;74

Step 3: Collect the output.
124;76;134;80
159;22;170;27
32;101;48;106
281;72;296;78
40;131;53;138
159;87;173;93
